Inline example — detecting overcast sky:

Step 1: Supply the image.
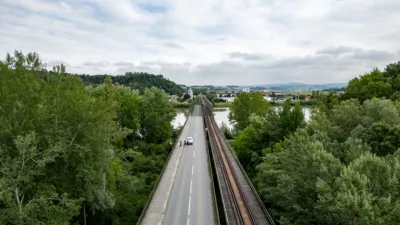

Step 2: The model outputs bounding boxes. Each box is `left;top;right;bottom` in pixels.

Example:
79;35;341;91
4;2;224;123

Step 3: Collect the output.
0;0;399;85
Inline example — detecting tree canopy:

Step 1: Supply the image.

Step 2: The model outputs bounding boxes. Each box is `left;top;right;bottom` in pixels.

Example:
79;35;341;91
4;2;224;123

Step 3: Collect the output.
0;51;177;225
227;61;400;224
229;92;270;131
342;62;400;102
76;72;184;95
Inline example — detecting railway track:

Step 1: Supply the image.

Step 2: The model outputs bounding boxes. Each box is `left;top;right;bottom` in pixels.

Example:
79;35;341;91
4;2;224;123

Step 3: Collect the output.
201;94;274;225
205;107;256;225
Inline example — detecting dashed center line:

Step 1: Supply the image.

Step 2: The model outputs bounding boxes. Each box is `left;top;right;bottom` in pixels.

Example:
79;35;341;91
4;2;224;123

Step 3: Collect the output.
193;151;195;158
188;195;192;216
191;166;194;175
187;218;190;225
190;180;193;195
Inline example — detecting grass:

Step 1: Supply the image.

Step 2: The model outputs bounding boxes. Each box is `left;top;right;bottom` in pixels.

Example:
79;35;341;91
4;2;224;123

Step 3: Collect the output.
173;102;191;108
214;102;232;107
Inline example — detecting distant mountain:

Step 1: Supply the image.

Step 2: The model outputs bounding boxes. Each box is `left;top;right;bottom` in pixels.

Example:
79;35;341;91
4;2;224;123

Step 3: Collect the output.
250;82;348;92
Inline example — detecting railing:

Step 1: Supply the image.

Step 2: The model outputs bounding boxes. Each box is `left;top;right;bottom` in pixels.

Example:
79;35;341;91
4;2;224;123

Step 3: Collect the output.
222;132;275;224
203;105;221;225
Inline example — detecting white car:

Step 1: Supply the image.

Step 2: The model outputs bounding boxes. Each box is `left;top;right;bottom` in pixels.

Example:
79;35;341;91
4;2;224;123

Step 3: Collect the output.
186;137;194;145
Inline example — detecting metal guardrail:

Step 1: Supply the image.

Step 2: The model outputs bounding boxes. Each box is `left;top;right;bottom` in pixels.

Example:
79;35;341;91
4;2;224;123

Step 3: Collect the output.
202;105;221;225
220;126;275;225
136;100;197;225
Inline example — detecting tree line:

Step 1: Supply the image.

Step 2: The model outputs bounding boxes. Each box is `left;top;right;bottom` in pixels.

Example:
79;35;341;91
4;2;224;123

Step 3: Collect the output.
77;72;183;95
0;51;178;225
225;61;400;224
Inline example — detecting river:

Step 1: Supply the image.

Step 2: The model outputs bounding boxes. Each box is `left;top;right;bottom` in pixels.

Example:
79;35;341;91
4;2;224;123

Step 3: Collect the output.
172;107;311;129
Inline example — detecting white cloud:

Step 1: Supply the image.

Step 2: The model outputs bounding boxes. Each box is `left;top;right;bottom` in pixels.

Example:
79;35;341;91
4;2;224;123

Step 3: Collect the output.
0;0;399;85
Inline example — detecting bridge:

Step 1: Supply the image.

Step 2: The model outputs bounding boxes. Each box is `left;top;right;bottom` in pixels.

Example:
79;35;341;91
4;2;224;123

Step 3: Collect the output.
138;96;275;225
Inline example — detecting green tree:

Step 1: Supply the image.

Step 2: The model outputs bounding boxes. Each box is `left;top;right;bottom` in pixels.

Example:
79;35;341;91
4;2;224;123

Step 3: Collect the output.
183;93;191;101
205;92;217;105
234;126;261;176
317;153;400;225
140;87;175;143
229;92;270;131
278;100;305;133
257;129;342;224
220;122;234;139
343;68;392;102
360;122;400;156
383;62;400;91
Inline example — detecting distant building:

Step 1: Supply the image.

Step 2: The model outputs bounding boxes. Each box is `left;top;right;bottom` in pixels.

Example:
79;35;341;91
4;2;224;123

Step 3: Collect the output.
188;88;193;99
259;90;270;96
242;87;250;93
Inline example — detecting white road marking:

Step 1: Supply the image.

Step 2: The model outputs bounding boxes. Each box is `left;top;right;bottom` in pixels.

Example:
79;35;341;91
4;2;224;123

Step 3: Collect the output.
191;166;194;175
190;180;193;194
188;195;191;215
193;151;195;158
187;218;190;225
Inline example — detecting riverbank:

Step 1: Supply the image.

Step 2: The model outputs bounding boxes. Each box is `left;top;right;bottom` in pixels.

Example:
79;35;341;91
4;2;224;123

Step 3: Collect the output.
270;100;316;106
173;102;191;108
214;102;232;107
215;100;317;107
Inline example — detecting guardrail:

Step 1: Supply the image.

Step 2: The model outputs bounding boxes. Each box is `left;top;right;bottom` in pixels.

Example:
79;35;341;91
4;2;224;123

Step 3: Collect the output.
202;105;221;225
136;100;197;224
220;125;275;225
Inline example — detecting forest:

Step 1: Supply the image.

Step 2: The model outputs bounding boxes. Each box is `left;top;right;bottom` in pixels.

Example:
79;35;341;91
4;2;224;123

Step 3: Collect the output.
0;51;178;225
78;72;184;95
224;61;400;225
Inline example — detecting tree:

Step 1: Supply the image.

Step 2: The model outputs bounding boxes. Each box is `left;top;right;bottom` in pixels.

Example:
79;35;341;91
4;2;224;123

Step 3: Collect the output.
140;87;175;143
183;93;191;101
229;92;270;131
317;153;400;225
79;72;184;95
205;92;217;105
234;126;262;176
257;129;342;224
277;100;305;133
0;51;126;224
220;122;234;139
360;122;400;156
343;68;392;102
383;62;400;91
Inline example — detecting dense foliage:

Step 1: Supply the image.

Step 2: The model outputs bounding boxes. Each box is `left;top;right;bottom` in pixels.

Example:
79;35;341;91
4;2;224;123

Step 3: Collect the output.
228;60;400;224
342;62;400;102
0;51;177;225
229;92;270;131
78;72;184;95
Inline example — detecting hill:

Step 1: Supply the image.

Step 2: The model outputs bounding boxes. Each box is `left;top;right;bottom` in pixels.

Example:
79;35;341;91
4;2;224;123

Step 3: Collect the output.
251;82;347;92
78;72;184;95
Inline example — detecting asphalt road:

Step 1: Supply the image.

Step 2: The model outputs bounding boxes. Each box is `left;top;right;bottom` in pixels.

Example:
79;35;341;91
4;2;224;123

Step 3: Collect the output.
163;105;215;225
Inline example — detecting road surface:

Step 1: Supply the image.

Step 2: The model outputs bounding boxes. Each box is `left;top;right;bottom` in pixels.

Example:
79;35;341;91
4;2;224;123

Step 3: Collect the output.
163;105;215;225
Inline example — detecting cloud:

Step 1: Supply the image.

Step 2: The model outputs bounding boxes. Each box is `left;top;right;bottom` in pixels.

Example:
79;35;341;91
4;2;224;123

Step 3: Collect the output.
114;61;134;67
229;52;269;61
0;0;399;85
163;42;184;49
83;61;110;67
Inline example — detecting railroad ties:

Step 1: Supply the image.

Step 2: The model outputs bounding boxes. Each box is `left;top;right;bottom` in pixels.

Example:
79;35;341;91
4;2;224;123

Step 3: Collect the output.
203;100;274;225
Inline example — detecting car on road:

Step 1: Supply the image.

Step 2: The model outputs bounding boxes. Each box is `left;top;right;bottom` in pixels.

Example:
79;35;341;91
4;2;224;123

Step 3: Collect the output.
186;137;194;145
